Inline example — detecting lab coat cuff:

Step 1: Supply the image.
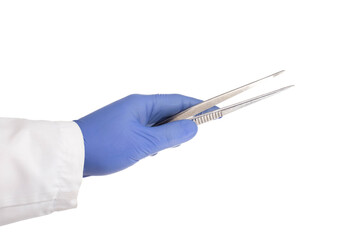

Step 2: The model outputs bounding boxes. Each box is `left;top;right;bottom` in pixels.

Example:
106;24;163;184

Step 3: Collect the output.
53;121;85;211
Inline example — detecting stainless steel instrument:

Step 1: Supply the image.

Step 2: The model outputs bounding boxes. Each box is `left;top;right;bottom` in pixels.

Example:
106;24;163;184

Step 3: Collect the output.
154;70;293;126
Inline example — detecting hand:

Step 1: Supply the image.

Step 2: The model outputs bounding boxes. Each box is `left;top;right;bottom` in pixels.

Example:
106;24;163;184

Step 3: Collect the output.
74;94;216;176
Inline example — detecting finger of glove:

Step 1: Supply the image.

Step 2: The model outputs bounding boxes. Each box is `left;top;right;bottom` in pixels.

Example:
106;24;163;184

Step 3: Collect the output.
147;94;219;125
145;94;200;124
145;119;198;153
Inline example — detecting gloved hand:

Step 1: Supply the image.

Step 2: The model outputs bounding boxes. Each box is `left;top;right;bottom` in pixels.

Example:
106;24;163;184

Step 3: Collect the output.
74;94;217;177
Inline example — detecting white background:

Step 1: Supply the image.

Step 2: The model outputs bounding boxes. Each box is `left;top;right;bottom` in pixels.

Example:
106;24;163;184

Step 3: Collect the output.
1;0;359;239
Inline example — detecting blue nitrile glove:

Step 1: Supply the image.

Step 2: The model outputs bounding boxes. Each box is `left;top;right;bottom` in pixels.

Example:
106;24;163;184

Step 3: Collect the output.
74;94;218;177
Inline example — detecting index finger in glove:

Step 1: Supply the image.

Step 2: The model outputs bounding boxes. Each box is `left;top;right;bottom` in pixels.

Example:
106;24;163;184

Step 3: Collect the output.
145;94;219;126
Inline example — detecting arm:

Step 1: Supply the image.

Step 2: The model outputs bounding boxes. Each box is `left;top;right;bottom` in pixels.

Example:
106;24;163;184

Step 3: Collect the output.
0;94;215;225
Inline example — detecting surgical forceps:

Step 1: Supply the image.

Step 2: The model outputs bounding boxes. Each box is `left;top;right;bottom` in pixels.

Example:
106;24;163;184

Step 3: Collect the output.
154;70;294;126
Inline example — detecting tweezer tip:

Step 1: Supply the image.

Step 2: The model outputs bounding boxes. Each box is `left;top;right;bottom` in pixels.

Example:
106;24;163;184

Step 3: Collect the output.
272;70;285;77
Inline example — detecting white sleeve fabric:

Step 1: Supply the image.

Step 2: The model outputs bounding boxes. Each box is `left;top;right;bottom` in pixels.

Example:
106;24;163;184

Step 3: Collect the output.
0;118;84;226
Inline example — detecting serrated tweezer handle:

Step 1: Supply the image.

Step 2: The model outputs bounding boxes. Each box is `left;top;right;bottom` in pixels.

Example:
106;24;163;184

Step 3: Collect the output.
190;110;224;125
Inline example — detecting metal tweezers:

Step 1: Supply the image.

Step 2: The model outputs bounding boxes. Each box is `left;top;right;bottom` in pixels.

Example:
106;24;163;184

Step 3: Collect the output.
154;70;294;126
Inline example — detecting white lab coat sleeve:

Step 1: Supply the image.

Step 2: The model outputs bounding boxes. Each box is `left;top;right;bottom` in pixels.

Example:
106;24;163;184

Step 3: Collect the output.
0;118;84;226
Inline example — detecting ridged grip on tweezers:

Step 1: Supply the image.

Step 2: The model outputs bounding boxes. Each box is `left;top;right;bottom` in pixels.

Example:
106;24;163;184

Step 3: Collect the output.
190;110;223;125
